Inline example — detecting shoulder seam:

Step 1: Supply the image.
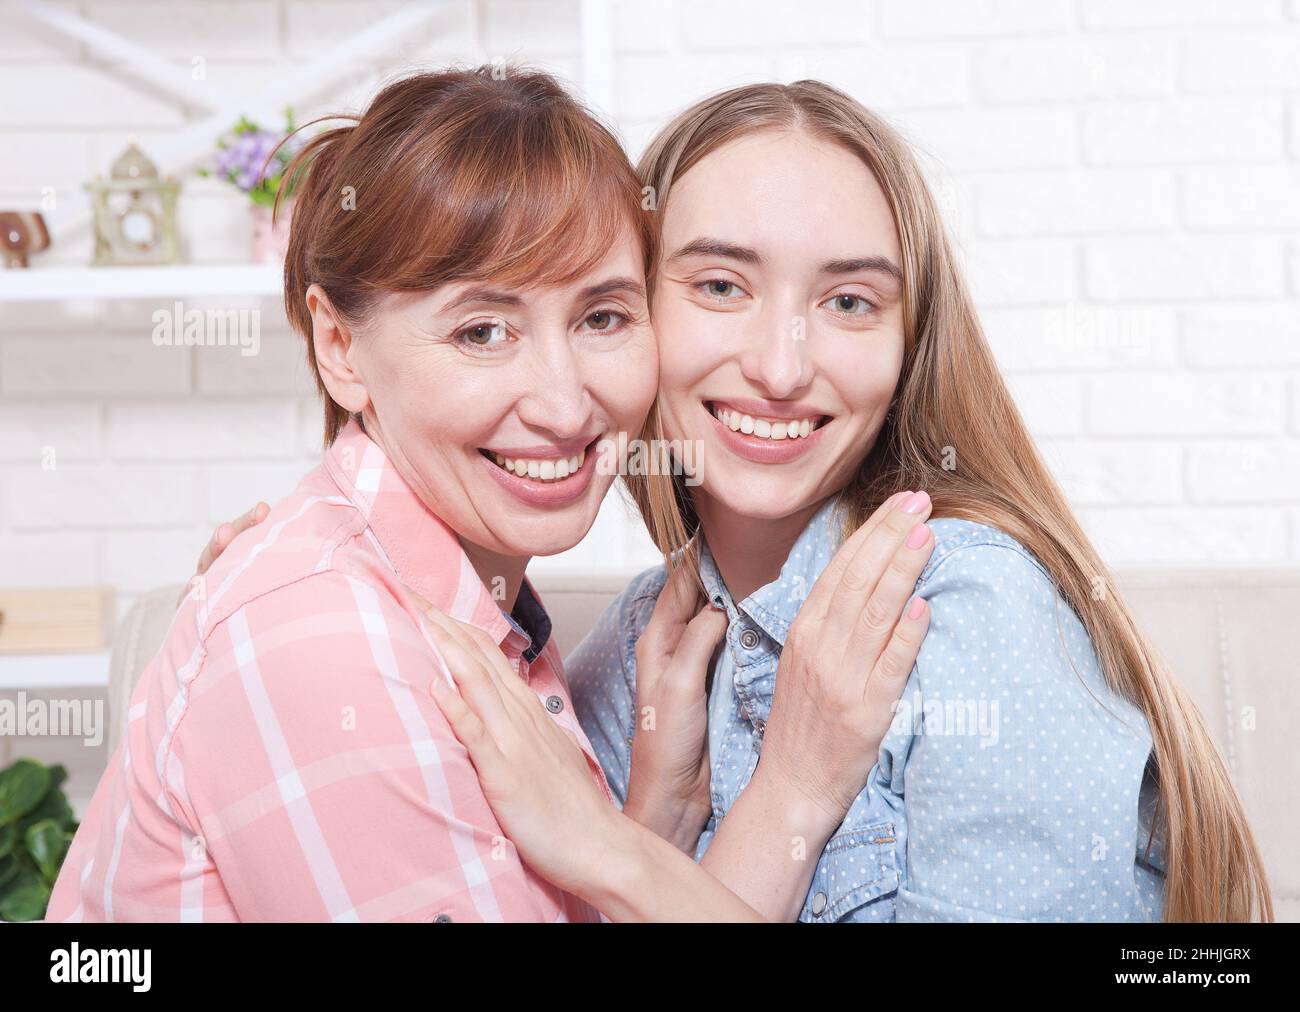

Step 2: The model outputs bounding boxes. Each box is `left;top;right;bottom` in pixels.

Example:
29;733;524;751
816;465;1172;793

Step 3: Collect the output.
197;511;364;637
921;534;1053;590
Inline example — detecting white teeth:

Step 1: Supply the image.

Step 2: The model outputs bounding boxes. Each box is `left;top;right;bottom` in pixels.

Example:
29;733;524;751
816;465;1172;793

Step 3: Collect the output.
712;406;821;441
488;448;586;483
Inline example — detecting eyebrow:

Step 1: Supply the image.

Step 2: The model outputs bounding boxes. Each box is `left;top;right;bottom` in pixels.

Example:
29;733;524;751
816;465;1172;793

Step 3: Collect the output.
821;256;904;285
669;237;904;285
578;276;647;302
441;287;523;313
440;276;646;315
668;238;764;265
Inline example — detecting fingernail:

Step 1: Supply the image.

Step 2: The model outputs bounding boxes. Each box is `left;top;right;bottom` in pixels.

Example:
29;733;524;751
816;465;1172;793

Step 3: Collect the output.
905;522;930;550
907;596;927;620
902;491;930;515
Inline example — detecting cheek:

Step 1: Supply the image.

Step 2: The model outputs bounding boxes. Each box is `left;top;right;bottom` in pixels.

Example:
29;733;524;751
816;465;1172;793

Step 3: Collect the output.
589;335;660;428
826;332;905;420
654;302;731;393
384;353;499;451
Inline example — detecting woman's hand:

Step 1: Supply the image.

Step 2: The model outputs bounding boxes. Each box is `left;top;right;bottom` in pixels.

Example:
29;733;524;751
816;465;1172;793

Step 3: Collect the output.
418;597;766;922
753;490;935;835
624;564;727;853
177;502;270;606
416;595;764;920
418;601;628;899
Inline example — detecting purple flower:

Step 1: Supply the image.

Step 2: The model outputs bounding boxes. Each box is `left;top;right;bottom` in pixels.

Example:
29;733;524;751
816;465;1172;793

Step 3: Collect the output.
206;116;299;197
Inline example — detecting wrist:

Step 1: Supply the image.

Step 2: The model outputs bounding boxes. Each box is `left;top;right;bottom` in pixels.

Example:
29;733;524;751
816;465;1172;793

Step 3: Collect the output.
624;787;710;855
747;762;845;843
576;809;653;917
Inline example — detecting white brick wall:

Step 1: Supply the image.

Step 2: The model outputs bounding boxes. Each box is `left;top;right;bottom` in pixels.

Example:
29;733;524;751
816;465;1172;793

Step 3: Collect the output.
1;0;1298;620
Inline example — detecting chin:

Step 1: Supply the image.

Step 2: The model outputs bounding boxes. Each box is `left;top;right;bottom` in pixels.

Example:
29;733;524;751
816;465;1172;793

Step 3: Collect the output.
700;473;820;522
484;500;603;559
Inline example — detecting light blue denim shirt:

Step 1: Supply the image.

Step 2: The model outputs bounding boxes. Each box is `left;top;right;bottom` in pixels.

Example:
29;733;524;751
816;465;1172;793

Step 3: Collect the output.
567;496;1167;922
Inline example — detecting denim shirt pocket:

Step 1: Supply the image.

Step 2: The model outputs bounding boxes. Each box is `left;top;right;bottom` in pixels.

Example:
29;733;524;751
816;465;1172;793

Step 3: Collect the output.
798;819;901;922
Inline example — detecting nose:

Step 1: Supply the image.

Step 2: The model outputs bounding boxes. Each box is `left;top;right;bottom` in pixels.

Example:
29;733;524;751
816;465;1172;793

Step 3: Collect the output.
738;300;814;399
515;334;596;440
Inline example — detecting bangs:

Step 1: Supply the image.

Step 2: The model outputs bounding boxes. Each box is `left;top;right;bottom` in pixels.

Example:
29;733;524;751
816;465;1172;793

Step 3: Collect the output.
356;90;650;294
459;151;645;290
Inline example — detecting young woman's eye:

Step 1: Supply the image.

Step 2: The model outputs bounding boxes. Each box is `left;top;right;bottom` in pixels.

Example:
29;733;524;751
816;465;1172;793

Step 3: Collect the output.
455;320;510;349
823;292;876;316
579;309;627;334
698;278;745;300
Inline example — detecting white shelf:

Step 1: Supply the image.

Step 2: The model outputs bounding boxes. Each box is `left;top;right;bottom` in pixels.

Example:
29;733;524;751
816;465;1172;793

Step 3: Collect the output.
0;264;283;302
0;650;111;690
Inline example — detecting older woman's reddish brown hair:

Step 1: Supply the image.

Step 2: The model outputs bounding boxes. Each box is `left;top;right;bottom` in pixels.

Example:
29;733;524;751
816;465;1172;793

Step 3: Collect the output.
276;66;653;445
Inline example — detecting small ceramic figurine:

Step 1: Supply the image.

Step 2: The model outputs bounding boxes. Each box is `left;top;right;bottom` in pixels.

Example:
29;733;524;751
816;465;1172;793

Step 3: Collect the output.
0;211;51;268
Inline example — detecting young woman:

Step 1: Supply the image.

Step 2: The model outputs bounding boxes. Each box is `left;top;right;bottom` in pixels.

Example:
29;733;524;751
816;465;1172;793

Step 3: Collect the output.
51;67;931;923
197;80;1274;922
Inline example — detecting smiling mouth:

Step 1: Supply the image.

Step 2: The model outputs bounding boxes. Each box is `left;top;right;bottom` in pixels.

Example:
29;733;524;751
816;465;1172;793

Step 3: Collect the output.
706;402;831;440
479;439;596;483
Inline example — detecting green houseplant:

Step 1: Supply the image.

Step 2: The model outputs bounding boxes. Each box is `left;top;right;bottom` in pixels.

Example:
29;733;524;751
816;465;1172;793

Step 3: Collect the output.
0;759;77;921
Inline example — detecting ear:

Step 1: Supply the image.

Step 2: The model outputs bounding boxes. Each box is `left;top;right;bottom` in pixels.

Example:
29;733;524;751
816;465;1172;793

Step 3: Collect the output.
305;283;370;414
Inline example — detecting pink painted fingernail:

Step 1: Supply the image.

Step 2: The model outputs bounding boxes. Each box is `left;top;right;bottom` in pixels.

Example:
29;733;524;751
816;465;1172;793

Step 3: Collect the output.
905;522;930;550
902;490;930;515
907;596;927;620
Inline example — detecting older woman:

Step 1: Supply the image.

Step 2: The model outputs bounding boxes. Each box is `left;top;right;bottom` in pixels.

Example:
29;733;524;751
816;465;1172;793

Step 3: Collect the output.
49;68;932;922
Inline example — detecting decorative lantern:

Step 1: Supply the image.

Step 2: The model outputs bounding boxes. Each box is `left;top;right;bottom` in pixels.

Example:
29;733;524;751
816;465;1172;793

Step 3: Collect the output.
85;141;181;266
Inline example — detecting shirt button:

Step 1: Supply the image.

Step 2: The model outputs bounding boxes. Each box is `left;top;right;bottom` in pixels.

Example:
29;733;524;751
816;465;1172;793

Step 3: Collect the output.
432;913;453;923
544;694;565;714
810;892;828;917
739;628;761;650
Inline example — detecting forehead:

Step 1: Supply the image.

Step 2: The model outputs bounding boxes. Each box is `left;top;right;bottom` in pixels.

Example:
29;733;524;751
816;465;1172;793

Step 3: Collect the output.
414;233;647;313
661;130;901;265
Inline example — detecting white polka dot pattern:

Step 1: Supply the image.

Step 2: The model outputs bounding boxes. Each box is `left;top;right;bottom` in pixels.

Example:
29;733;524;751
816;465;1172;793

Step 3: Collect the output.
566;497;1167;922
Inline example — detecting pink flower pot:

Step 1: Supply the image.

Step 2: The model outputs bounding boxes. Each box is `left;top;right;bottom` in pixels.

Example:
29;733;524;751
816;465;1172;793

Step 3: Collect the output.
250;202;292;264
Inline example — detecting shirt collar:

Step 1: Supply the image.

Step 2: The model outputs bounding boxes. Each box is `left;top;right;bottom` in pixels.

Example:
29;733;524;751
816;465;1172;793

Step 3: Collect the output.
697;495;846;648
322;417;550;661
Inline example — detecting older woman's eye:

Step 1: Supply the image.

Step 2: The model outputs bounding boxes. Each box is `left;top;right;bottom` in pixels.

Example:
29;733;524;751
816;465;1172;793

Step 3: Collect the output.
456;320;509;347
822;293;876;315
579;309;627;333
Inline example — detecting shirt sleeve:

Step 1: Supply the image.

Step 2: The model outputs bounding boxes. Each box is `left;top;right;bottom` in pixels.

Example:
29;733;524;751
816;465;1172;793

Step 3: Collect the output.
565;565;666;807
884;541;1161;922
169;571;557;922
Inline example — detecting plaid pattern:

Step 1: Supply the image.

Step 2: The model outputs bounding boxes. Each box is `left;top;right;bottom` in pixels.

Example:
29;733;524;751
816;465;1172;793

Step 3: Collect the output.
48;418;611;922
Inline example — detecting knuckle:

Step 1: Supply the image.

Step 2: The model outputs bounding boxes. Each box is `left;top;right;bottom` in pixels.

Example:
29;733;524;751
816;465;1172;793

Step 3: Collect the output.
859;596;894;636
876;649;911;684
885;551;918;586
840;563;872;593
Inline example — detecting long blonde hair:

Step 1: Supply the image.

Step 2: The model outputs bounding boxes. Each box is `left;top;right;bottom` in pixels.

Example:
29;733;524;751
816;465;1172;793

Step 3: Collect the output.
624;80;1272;923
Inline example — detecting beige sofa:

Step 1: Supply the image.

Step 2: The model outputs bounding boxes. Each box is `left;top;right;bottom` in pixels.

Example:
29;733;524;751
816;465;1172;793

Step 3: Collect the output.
108;570;1299;921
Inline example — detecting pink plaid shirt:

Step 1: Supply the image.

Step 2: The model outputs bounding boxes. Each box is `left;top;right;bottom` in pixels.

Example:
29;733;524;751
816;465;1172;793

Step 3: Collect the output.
48;418;612;922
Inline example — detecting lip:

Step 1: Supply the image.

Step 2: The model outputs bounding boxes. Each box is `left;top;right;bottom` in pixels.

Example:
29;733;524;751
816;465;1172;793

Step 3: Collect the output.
478;437;600;508
705;401;831;465
481;435;598;458
708;397;830;421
